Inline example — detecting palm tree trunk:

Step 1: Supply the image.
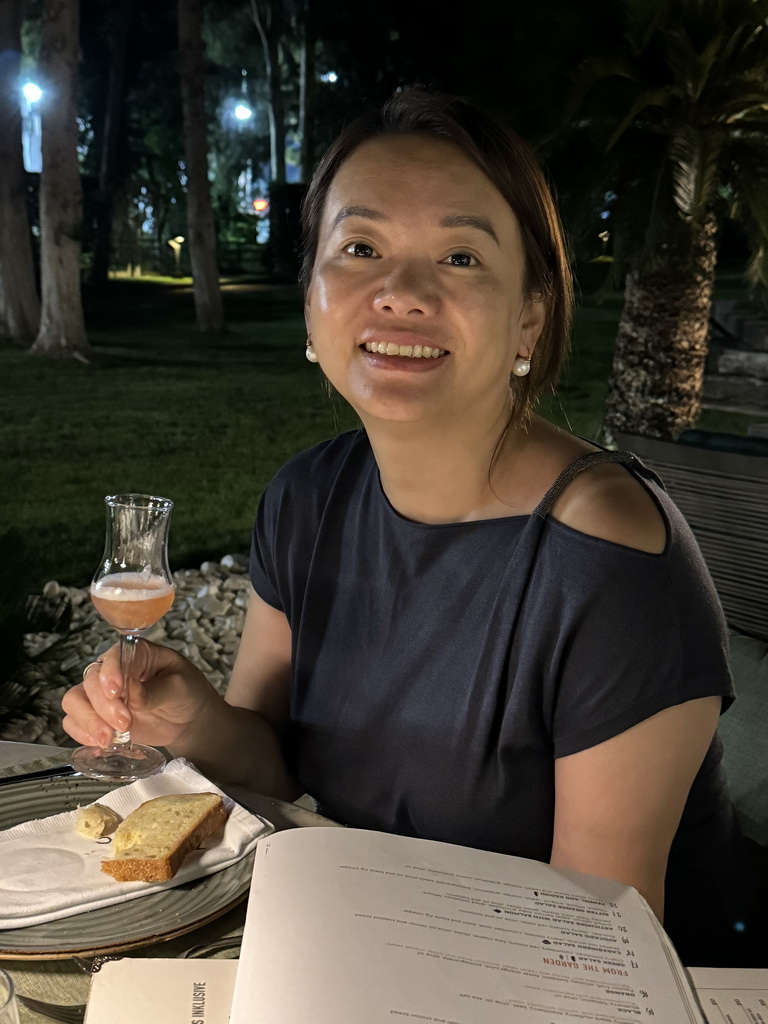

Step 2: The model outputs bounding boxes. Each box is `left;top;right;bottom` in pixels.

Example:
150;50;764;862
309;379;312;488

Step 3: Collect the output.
178;0;224;332
31;0;90;359
602;213;718;443
0;0;40;340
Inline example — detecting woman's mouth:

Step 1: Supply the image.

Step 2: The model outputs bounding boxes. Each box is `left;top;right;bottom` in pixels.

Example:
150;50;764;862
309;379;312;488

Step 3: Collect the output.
361;341;448;359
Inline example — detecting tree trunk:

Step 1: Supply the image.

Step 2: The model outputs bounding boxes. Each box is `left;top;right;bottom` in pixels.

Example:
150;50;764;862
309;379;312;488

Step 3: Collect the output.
298;0;314;182
251;1;294;276
251;2;286;184
0;0;40;340
91;0;132;286
178;0;224;332
30;0;90;359
602;213;718;443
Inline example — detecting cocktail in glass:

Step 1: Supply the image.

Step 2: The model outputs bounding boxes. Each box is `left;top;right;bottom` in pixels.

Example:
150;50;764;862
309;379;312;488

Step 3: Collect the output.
71;493;175;782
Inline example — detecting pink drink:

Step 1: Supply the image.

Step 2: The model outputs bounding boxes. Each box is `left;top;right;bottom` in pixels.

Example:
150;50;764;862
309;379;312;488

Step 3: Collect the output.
90;573;175;633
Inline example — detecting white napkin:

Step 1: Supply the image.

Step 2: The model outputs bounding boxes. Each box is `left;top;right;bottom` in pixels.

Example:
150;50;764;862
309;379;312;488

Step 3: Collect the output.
0;758;273;928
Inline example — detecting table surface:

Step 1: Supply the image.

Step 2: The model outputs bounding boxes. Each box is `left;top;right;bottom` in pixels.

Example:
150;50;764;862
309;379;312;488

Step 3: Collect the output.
0;741;339;1023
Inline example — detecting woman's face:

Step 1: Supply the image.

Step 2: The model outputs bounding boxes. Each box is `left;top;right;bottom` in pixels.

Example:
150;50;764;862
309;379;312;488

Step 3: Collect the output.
305;134;545;430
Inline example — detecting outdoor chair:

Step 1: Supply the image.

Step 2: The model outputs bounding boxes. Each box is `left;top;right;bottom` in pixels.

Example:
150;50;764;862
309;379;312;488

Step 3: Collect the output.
614;431;768;644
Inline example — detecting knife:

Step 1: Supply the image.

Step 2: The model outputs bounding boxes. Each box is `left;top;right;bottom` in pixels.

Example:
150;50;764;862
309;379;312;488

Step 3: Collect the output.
0;764;81;788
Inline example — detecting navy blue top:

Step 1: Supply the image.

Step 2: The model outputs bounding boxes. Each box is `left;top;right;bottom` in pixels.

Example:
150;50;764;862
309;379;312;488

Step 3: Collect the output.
250;430;758;965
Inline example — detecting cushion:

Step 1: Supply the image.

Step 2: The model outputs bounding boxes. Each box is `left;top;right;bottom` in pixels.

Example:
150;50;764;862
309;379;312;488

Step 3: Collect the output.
718;629;768;846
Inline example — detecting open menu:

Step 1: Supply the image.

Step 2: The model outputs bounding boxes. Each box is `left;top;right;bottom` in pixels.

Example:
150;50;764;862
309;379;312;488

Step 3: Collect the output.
687;968;768;1023
228;826;706;1024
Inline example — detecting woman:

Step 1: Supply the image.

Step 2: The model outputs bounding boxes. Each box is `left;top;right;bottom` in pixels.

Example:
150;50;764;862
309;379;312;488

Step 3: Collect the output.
63;89;761;967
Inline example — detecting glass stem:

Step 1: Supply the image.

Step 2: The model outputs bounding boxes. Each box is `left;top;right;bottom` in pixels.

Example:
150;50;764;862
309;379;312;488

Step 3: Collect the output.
111;633;139;748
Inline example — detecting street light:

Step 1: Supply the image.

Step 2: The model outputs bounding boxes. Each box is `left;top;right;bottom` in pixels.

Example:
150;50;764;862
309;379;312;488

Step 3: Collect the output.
234;103;253;121
20;82;43;172
22;82;43;103
167;235;185;276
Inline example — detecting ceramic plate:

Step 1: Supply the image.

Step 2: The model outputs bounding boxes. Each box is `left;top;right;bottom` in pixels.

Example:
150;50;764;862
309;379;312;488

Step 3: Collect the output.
0;775;254;959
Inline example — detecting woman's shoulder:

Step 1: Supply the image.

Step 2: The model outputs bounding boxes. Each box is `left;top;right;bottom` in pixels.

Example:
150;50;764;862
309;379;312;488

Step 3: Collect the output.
524;421;667;555
550;460;667;555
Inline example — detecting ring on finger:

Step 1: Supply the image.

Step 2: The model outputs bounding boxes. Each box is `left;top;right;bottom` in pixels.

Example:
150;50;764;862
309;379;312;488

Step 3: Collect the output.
82;660;103;681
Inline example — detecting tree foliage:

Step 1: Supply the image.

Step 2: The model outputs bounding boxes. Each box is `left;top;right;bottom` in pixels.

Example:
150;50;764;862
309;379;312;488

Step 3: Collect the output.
562;0;768;284
557;0;768;439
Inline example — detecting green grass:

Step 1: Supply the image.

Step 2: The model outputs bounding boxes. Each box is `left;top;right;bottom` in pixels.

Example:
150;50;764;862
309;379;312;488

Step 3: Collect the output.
2;275;763;594
4;280;356;591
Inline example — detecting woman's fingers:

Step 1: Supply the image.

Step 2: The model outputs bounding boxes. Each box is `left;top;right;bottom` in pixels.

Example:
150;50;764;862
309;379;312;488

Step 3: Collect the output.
61;683;117;746
62;640;213;749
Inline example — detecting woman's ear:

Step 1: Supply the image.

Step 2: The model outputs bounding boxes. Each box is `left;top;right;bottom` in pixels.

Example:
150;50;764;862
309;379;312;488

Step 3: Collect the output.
519;295;547;356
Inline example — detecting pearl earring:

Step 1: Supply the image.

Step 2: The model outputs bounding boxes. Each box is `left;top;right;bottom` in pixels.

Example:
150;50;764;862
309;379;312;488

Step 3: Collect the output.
512;356;531;377
305;338;319;363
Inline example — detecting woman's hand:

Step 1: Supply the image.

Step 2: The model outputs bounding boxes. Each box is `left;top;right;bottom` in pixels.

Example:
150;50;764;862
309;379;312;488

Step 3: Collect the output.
61;641;216;750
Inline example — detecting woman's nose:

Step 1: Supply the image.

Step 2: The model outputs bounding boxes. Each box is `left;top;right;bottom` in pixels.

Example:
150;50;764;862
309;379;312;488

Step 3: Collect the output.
372;263;439;318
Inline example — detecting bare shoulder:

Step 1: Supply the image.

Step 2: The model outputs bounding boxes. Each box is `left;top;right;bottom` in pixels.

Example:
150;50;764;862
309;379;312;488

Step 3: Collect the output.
550;460;667;554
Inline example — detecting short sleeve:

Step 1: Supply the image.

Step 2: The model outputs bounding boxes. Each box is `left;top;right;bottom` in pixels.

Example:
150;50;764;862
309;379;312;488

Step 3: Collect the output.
249;486;283;611
537;513;734;759
246;432;363;619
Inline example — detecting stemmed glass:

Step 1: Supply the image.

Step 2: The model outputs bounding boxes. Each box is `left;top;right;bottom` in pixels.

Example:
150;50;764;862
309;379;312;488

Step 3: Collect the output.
0;969;19;1024
71;493;175;782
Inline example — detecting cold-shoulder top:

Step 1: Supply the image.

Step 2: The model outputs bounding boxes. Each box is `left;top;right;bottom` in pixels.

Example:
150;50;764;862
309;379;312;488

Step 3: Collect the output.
250;429;759;965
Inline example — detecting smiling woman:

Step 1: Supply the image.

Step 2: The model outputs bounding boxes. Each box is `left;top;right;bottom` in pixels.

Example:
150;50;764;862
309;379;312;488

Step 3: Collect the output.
304;133;546;439
61;88;768;970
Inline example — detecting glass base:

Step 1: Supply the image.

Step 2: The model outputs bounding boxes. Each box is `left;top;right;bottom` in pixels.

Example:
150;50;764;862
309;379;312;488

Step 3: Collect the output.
70;743;166;783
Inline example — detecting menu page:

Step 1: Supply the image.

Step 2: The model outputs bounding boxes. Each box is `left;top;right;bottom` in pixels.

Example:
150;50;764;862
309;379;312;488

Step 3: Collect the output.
230;827;703;1024
688;968;768;1023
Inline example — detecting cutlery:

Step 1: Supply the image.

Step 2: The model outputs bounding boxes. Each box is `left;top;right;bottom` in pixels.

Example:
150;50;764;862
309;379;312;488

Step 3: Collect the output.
15;993;84;1024
0;766;80;788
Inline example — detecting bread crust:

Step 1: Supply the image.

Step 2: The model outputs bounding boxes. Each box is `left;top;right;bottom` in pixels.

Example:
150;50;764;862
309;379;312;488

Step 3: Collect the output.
101;794;228;883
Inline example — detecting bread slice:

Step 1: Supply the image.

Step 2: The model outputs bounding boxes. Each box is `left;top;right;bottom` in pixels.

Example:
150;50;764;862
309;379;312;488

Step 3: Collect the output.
101;793;228;883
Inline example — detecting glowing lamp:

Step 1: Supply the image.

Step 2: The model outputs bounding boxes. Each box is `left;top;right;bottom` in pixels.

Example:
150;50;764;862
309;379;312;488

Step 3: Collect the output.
22;82;43;103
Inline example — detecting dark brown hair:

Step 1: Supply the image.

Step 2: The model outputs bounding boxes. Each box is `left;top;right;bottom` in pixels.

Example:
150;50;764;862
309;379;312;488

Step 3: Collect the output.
300;88;573;424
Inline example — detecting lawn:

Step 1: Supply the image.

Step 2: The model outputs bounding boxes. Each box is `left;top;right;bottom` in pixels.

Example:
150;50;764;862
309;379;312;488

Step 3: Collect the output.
2;273;762;596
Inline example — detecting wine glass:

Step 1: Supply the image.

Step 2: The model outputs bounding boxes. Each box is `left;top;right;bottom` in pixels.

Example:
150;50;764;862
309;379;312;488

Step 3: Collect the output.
0;970;19;1024
71;493;175;782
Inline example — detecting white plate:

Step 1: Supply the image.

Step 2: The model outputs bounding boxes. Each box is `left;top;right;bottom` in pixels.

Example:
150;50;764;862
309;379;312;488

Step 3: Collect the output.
0;775;254;959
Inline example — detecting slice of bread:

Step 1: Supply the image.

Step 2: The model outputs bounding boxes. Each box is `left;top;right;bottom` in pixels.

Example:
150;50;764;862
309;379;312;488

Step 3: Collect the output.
101;793;228;883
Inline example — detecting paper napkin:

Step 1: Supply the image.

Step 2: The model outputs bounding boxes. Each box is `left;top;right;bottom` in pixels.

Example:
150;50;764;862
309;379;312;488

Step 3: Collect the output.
0;758;272;928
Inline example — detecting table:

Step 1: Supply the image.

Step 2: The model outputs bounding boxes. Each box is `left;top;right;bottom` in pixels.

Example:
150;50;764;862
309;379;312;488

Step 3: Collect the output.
0;741;339;1023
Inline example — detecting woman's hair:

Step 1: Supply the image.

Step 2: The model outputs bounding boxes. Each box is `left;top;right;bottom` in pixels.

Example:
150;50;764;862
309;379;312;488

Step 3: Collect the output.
300;87;573;425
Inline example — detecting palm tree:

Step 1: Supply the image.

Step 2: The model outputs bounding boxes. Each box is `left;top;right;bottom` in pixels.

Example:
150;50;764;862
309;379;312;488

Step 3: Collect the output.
562;0;768;442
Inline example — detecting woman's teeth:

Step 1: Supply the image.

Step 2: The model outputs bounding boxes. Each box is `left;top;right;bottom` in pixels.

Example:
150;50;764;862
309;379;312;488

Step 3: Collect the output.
364;342;446;358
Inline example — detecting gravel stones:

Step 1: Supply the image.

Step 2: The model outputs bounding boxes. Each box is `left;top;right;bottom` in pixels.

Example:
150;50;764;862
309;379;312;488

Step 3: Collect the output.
1;554;251;746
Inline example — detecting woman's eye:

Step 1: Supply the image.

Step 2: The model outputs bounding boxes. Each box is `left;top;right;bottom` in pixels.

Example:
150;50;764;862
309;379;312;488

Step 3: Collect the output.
443;252;477;267
344;242;377;258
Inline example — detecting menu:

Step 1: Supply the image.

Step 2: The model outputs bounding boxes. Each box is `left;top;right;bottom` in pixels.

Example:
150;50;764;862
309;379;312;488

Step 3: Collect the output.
229;826;705;1023
687;968;768;1023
